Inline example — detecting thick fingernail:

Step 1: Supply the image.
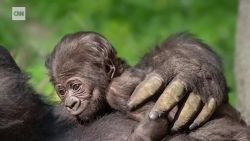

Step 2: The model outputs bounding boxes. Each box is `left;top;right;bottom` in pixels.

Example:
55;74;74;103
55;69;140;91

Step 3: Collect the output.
189;122;198;130
149;111;160;120
171;125;179;132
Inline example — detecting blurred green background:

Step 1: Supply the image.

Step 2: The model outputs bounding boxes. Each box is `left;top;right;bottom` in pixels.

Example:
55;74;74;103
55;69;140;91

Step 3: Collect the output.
0;0;237;104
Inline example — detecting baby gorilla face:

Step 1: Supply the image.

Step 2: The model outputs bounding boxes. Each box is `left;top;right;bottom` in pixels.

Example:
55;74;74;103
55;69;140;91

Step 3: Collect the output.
56;77;90;115
55;76;105;121
46;31;117;122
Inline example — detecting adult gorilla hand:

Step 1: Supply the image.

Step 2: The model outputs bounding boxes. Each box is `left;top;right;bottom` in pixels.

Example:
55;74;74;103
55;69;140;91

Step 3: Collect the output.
107;33;228;133
128;63;226;131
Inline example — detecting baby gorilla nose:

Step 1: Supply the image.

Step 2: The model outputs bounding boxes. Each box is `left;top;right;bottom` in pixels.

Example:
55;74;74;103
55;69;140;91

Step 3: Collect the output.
66;96;79;108
65;96;82;115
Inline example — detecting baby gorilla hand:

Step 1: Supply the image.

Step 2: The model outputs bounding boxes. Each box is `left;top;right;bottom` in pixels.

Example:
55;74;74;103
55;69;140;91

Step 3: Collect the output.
107;69;146;116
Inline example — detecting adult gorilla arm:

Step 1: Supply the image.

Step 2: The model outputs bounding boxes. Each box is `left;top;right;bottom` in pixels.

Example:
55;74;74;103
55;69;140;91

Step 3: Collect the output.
0;46;75;140
107;33;227;131
106;32;250;140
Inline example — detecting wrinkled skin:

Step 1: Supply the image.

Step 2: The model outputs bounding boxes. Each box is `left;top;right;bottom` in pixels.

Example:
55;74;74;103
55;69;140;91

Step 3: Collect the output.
0;46;250;141
47;32;228;140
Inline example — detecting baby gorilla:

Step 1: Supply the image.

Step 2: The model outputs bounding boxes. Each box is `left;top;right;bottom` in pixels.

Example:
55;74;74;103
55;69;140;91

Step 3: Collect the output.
46;32;227;141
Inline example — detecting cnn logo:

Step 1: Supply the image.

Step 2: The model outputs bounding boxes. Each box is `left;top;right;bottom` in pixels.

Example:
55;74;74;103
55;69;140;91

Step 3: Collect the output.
12;7;26;21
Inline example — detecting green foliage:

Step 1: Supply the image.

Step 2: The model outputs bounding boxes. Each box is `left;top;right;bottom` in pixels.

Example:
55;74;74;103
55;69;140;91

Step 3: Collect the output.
0;0;237;105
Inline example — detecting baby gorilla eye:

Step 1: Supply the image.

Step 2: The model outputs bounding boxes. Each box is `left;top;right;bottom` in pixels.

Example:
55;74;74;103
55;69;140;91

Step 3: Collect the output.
71;83;81;91
58;89;65;95
56;85;66;96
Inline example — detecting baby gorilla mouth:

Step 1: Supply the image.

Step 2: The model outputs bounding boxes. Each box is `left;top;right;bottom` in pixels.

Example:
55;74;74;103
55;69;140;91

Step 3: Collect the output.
65;96;89;115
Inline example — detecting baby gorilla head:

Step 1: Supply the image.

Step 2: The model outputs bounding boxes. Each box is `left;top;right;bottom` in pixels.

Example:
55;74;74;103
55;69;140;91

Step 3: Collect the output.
46;31;122;121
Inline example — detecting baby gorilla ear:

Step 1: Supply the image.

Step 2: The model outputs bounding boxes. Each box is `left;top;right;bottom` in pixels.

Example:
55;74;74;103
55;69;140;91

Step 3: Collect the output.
86;32;117;79
105;59;116;79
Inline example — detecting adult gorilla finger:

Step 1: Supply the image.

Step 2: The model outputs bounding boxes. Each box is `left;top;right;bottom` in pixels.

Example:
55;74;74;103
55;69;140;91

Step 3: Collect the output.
149;80;186;120
171;92;201;131
189;97;216;130
127;73;163;110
